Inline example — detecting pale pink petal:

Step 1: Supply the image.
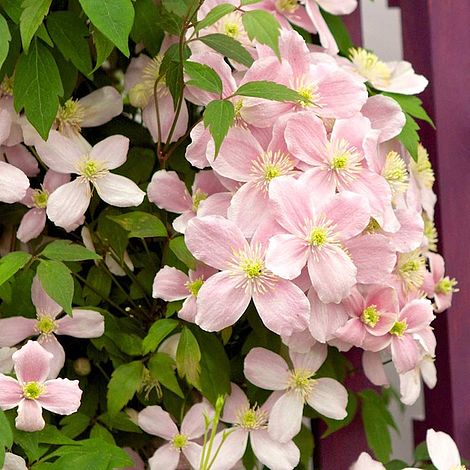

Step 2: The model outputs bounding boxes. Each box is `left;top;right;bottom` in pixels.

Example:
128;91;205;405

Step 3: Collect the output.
306;377;348;419
0;107;12;143
32;275;63;317
38;378;82;414
400;299;434;332
17;209;46;243
308;246;357;304
222;383;249;424
15;399;45;432
4;145;39;177
290;342;327;374
251;428;300;470
181;401;214;439
420;357;437;389
147;170;192;213
185;215;247;270
208;429;248;470
195;271;251;331
345;234;397;284
391;335;420;374
0;375;22;408
186;122;211;169
244;348;290;390
308;289;349;342
362;351;389;387
79;86;123;127
278;29;311;76
56;309;104;338
334;317;366;348
350;452;386;470
268;391;304;443
138;405;179;439
153;266;189;301
46;179;91;229
426;429;461;469
253;279;310;336
90;135;129;170
361;95;405;143
12;341;52;384
317;0;357;14
413;328;436;357
428;252;445;283
93;173;145;207
38;335;65;379
379;61;428;95
148;444;180;470
389;208;424;253
399;368;421;406
285;112;328;166
124;55;150;91
3;452;28;470
181;442;201;470
0;162;29;203
197;192;231;218
193;170;226;195
0;317;36;347
122;448;145;470
178;297;197;323
172;211;194;234
35;130;87;173
305;1;338;54
265;234;309;280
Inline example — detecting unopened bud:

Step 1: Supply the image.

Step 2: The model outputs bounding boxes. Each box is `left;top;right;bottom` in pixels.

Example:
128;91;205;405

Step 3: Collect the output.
73;357;91;376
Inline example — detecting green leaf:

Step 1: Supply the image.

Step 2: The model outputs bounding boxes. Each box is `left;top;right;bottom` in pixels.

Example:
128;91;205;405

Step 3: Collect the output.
0;0;22;23
293;424;314;470
51;48;78;100
191;328;230;405
155;4;183;35
199;33;254;67
382;92;435;128
107;361;144;415
240;0;262;4
41;240;101;262
13;39;63;140
83;266;112;306
242;9;280;57
37;260;74;315
398;113;420;161
320;10;353;55
0;410;13;453
236;80;302;102
60;413;91;439
176;326;201;387
203;99;235;156
109;212;168;238
359;389;395;462
79;0;134;56
36;23;52;46
47;12;92;76
91;27;114;72
142;318;179;355
385;461;410;470
195;3;236;31
414;441;429;461
162;0;193;17
169;236;197;270
148;352;184;398
185;60;223;94
130;0;163;57
19;0;52;52
0;251;31;286
0;14;11;70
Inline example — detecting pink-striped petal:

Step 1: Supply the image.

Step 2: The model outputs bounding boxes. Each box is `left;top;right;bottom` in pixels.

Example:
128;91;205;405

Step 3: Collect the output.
147;170;192;213
138;405;179;439
153;266;189;301
56;309;104;338
90;135;129;170
0;317;36;347
0;375;22;409
15;399;45;432
12;341;52;384
39;378;82;414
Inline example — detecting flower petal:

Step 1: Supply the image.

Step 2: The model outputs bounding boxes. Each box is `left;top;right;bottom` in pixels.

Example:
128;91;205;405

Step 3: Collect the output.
265;234;309;280
0;374;22;409
153;266;189;301
138;405;178;439
90;135;129;170
251;429;300;470
222;383;250;424
32;275;63;318
147;170;192;213
244;348;290;390
0;162;29;203
39;378;82;414
15;399;45;432
268;391;304;443
12;341;52;384
290;342;328;374
426;429;461;469
56;309;104;338
79;86;123;127
0;317;36;347
148;444;180;470
94;173;145;207
17;208;46;243
181;401;214;439
38;336;65;379
306;377;348;420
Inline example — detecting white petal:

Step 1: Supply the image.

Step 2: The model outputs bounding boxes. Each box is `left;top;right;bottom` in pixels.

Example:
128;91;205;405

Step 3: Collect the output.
89;135;129;170
79;86;123;127
426;429;461;469
0;162;29;203
268;391;304;443
251;429;300;470
306;378;348;420
93;173;145;207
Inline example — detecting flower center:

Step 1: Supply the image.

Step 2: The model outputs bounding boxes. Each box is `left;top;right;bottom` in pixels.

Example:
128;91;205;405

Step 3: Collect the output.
308;227;328;247
241;259;264;279
291;75;321;109
36;316;57;335
171;433;188;450
361;305;380;327
349;48;392;86
32;189;49;209
423;214;438;252
287;369;315;399
22;381;46;400
56;99;85;133
326;139;362;186
186;278;204;297
237;406;268;430
389;320;407;336
397;250;426;290
435;276;458;295
275;0;299;13
224;22;239;38
382;151;408;196
77;157;107;181
129;55;165;108
364;217;381;234
0;76;13;96
251;151;294;191
411;144;435;189
215;12;248;44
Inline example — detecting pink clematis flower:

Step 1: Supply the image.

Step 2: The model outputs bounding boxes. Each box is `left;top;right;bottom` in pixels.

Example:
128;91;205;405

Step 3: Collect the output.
35;131;145;229
0;276;104;378
17;170;72;243
265;174;371;303
207;383;300;470
138;403;213;470
147;170;230;234
0;144;39;177
399;353;436;406
423;253;458;313
185;215;310;335
285;111;398;232
334;286;398;352
152;264;217;323
389;299;435;374
244;344;348;443
0;341;82;432
0;161;29;203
